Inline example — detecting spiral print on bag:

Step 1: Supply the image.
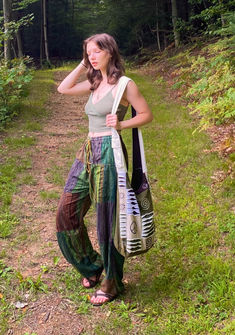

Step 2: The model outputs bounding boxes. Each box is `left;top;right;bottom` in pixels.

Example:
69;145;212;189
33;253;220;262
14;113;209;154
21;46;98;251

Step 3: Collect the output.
140;197;150;210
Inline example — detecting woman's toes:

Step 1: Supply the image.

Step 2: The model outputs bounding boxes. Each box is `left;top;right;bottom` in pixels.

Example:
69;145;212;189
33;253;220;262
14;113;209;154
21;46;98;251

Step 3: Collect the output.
82;275;97;288
82;278;90;287
90;290;109;304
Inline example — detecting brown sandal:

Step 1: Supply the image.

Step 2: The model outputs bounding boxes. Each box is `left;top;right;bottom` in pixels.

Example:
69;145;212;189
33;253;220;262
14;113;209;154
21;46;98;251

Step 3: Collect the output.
81;267;103;289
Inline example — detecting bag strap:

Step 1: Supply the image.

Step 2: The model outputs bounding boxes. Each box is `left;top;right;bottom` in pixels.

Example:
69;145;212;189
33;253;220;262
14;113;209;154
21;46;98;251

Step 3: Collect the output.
131;107;147;175
111;76;147;176
111;76;131;159
111;76;131;116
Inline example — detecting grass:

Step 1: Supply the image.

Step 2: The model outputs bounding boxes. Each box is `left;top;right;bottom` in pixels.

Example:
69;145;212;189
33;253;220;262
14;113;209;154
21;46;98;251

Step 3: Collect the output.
46;163;66;186
115;71;235;335
0;68;56;334
0;69;55;239
47;68;235;334
0;260;47;334
0;212;19;238
39;189;60;201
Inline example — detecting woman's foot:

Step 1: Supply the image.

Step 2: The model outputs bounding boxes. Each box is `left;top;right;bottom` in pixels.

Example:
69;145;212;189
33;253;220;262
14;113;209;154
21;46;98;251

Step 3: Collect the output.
90;289;118;306
82;275;97;288
81;267;103;289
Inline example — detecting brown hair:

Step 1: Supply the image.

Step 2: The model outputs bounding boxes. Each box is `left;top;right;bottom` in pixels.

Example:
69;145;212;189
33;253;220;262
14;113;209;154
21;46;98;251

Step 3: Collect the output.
83;33;124;90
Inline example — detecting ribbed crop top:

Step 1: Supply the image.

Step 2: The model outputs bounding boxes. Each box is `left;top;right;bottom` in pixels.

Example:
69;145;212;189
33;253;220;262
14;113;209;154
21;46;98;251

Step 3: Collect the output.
85;87;128;133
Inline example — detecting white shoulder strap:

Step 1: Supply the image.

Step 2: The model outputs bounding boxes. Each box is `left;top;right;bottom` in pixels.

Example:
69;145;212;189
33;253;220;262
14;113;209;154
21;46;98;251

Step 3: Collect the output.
111;76;131;115
111;75;148;176
111;76;131;171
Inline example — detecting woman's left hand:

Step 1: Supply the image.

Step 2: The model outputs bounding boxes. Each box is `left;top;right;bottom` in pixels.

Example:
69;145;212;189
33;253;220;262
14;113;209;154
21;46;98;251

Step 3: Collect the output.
106;114;121;130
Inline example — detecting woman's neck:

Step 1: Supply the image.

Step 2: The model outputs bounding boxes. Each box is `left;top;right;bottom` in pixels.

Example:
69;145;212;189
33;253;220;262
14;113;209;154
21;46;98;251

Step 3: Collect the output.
100;69;108;81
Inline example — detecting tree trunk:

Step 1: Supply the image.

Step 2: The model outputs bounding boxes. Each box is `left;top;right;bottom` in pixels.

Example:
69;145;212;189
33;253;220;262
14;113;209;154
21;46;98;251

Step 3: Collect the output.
171;0;180;48
164;32;167;49
71;0;75;23
16;30;24;57
220;0;225;27
40;0;44;66
43;0;50;64
13;9;24;58
155;0;161;52
12;39;17;58
3;0;12;60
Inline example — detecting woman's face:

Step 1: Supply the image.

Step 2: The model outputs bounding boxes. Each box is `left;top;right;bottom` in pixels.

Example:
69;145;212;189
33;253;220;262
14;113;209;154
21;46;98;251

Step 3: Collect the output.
86;41;111;72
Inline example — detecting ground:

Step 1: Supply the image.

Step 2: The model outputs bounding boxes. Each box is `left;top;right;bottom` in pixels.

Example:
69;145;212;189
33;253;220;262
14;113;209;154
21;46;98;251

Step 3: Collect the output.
3;72;101;335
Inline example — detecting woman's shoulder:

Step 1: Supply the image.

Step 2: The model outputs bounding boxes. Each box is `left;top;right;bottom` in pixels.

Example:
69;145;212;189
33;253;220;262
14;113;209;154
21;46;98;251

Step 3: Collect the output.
120;77;137;93
119;75;133;84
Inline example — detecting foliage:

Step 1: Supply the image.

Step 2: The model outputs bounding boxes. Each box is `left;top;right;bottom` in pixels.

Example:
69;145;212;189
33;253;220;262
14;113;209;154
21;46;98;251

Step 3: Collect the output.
0;57;33;128
0;211;19;238
0;14;34;48
171;37;234;131
13;0;39;11
212;11;235;44
0;0;37;51
1;0;234;61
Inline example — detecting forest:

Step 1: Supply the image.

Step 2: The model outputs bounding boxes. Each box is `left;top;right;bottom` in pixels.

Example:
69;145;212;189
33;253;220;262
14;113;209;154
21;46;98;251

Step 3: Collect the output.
0;1;235;334
1;0;235;59
0;0;234;129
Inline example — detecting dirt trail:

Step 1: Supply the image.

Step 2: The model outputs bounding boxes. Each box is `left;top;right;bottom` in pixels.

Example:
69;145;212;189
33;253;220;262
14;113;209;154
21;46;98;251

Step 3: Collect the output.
5;72;96;335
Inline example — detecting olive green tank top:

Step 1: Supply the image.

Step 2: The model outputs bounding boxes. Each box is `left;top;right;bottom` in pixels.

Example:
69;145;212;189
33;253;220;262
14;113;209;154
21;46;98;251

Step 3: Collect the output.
85;87;128;133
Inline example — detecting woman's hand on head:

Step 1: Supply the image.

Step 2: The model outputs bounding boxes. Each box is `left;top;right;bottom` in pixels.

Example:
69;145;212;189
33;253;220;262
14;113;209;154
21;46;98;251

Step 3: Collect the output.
106;114;121;130
57;61;91;96
80;59;88;70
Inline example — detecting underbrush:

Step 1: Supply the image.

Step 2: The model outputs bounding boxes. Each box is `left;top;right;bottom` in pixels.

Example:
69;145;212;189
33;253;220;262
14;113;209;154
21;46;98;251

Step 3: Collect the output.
139;33;234;134
171;36;234;132
0;58;34;130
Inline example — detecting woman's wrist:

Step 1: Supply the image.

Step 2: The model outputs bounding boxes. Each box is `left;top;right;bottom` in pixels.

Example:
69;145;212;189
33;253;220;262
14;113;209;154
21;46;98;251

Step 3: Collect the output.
118;121;124;131
80;61;87;69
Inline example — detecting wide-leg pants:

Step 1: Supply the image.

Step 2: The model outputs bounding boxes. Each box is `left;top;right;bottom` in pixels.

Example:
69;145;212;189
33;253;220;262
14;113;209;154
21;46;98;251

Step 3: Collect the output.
56;135;126;295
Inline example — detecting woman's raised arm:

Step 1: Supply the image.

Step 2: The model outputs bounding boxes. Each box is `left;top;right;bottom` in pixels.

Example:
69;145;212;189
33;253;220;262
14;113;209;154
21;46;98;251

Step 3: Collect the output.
57;62;91;96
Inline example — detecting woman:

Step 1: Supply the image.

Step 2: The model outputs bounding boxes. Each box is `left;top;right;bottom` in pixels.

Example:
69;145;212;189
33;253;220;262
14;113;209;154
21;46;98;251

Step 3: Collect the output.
56;33;153;306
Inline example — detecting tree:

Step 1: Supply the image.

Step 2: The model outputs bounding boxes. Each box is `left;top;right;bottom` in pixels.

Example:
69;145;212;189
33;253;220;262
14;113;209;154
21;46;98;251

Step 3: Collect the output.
42;0;50;64
3;0;12;60
171;0;180;47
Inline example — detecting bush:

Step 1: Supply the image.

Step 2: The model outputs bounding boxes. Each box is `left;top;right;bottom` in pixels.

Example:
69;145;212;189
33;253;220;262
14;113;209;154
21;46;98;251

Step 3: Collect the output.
172;36;234;132
0;57;34;129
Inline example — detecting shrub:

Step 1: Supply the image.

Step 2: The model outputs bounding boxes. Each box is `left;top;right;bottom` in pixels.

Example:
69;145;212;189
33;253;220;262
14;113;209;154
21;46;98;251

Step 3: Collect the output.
172;36;234;132
0;57;33;129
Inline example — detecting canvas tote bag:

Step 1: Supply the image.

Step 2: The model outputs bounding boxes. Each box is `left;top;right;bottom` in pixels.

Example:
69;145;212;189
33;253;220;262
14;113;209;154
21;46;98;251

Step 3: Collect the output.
111;76;155;258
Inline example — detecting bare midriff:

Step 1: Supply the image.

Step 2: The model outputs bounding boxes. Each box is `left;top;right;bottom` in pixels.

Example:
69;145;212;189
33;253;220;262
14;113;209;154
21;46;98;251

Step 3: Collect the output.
88;130;113;137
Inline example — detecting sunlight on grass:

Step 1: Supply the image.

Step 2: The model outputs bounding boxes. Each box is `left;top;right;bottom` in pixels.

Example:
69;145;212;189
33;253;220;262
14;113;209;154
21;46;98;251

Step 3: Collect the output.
39;190;60;201
118;71;235;335
4;136;36;148
0;68;55;246
0;212;19;238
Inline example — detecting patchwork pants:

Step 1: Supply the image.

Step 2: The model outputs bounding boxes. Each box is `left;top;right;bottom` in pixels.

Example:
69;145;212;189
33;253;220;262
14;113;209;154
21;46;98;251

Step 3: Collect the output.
56;135;126;295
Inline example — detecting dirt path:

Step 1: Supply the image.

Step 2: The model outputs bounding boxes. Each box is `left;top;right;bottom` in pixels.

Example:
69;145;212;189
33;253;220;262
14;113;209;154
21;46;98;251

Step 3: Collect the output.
5;72;99;335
